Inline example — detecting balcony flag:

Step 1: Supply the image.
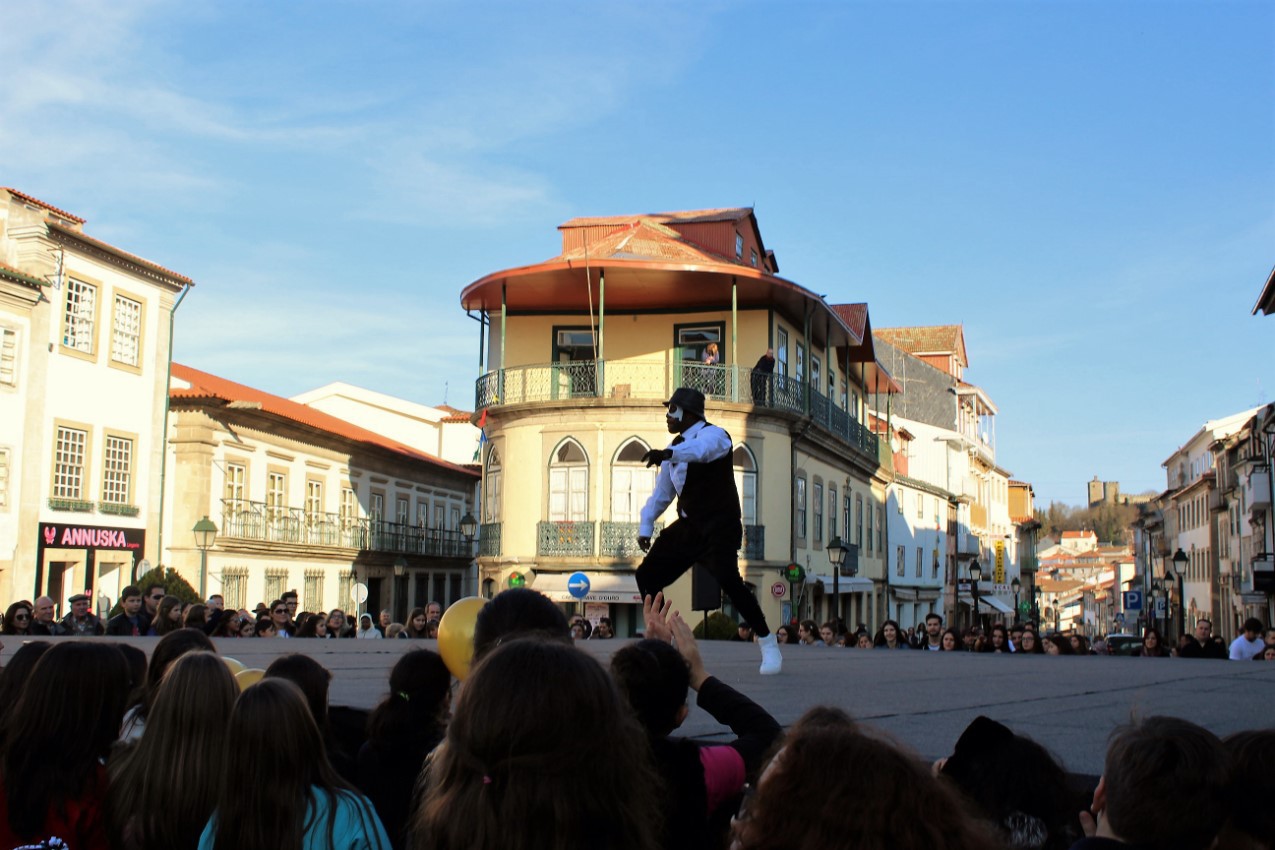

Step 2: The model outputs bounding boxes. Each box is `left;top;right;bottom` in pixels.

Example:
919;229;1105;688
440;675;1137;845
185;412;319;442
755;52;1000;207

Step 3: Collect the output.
472;409;489;462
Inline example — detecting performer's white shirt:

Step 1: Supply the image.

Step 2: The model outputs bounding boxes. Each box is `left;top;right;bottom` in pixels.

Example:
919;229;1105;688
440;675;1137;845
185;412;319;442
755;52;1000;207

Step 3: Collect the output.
638;420;733;537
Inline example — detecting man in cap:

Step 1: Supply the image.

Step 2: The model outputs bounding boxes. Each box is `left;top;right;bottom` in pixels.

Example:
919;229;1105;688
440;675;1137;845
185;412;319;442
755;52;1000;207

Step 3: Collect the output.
636;387;782;675
60;593;105;636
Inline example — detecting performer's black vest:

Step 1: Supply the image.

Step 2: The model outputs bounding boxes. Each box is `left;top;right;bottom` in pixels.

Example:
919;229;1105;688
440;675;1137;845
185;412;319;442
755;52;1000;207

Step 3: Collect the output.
677;424;741;525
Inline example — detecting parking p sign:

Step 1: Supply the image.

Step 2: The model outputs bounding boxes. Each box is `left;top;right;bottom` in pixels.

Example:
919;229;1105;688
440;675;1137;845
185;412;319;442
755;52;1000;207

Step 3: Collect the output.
1122;590;1142;611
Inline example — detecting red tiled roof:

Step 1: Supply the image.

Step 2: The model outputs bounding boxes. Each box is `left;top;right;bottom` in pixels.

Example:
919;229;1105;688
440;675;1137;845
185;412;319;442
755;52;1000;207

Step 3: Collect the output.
1011;515;1036;524
170;364;478;478
555;219;736;266
441;415;472;423
560;208;752;228
1061;530;1096;539
874;325;967;365
3;187;87;224
435;403;470;416
47;221;192;286
830;303;867;339
0;262;46;289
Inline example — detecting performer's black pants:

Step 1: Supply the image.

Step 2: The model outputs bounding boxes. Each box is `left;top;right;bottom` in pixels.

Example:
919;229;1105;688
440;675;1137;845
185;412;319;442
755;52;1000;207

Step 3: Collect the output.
636;517;770;637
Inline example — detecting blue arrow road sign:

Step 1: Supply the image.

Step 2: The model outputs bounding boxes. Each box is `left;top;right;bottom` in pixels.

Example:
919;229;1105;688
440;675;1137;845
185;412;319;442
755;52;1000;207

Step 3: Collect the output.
567;571;591;600
1122;590;1142;611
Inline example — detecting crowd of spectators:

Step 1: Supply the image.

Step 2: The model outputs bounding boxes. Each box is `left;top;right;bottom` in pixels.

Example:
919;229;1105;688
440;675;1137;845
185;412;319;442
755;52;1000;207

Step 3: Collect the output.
769;611;1275;660
0;587;1270;849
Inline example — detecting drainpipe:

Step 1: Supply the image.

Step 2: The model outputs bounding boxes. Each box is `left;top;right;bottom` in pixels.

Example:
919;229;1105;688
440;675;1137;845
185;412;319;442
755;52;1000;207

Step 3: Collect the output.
790;415;814;621
154;282;191;580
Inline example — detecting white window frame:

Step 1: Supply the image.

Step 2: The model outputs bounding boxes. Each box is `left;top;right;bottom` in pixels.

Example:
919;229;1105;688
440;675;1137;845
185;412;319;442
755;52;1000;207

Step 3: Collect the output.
611;439;656;523
63;278;97;354
0;326;17;386
101;435;133;505
53;425;88;500
110;293;142;366
549;438;589;523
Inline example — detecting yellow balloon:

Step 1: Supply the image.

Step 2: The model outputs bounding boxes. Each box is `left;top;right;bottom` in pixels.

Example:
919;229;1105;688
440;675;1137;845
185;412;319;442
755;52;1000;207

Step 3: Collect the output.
235;668;266;691
222;656;246;676
437;596;487;680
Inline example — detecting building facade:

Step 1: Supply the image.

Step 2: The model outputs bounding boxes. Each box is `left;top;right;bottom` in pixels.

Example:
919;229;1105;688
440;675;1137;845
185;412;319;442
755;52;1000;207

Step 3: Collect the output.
461;209;900;636
165;364;479;619
0;187;190;613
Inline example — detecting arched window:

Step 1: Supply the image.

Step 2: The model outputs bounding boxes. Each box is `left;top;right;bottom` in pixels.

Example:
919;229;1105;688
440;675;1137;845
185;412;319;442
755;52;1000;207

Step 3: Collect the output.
484;447;502;522
548;438;589;522
733;444;757;526
611;438;655;522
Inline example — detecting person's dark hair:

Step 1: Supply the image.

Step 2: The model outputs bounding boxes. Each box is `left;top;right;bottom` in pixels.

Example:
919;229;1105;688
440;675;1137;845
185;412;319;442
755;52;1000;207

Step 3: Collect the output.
413;638;661;850
471;588;570;662
873;619;903;648
731;706;996;850
0;641;50;739
989;624;1010;651
119;584;141;602
1045;635;1073;655
255;617;277;637
925;613;943;625
366;649;451;753
281;590;298;603
137;628;216;723
264;653;333;732
939;716;1082;850
145;582;166;600
1071;634;1090;654
1101;716;1230;850
610;639;690;737
108;651;236;848
1;642;130;838
1019;629;1044;655
153;594;183;636
941;627;962;650
183;602;208;628
212;678;382;849
116;643;149;711
295;612;323;637
775;624;798;644
1219;729;1275;848
1;600;32;635
1242;617;1264;635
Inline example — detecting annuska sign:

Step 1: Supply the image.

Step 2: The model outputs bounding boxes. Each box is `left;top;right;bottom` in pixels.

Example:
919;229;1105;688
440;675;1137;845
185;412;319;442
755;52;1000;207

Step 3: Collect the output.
38;522;144;551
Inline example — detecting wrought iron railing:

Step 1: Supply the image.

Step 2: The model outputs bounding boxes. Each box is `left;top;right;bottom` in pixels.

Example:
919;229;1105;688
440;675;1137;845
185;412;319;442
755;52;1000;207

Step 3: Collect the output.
220;499;470;557
478;522;501;557
537;520;595;557
600;521;655;558
475;360;879;463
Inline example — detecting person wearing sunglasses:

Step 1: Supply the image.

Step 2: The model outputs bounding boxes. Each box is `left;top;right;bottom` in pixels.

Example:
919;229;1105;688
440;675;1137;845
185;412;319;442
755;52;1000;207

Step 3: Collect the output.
1;601;33;636
268;599;294;638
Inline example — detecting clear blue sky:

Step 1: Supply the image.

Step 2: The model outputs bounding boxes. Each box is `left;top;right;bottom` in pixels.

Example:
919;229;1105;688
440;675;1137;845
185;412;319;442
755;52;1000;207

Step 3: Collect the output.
5;0;1272;507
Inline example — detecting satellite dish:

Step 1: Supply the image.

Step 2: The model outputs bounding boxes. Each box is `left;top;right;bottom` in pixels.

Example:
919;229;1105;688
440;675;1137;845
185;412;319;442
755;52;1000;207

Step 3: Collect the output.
353;582;369;604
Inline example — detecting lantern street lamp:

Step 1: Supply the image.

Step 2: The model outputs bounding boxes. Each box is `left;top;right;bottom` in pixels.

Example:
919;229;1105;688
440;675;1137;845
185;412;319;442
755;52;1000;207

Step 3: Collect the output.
969;561;982;627
460;511;478;540
192;516;218;599
1011;577;1021;626
827;536;849;628
1170;548;1188;638
1151;579;1164;636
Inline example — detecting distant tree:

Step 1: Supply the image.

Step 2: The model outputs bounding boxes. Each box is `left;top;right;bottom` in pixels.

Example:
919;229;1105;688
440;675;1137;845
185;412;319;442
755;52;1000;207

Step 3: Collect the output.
111;565;201;617
692;611;739;640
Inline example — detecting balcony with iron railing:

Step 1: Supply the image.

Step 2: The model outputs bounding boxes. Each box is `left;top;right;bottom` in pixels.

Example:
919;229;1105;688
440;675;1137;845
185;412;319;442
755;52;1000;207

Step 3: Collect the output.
476;359;879;464
220;499;471;557
527;520;765;560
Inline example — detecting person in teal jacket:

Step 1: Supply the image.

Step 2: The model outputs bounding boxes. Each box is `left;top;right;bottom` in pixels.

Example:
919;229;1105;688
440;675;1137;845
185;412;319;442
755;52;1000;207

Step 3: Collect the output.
198;678;389;850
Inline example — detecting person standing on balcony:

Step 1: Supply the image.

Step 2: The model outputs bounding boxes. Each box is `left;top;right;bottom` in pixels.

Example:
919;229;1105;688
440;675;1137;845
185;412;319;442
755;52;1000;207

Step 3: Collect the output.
636;387;782;675
750;348;775;406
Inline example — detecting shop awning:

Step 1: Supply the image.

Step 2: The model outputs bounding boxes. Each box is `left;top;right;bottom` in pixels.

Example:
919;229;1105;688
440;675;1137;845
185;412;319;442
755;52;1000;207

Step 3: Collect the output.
532;571;643;604
959;594;1014;615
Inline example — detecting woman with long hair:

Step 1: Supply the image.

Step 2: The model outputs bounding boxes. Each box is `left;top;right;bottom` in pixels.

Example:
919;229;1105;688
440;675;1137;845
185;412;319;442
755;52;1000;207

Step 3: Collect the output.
730;706;998;850
1043;635;1073;656
109;651;237;849
1018;629;1045;655
149;595;183;636
295;613;324;638
183;603;208;630
1;600;33;636
198;678;388;849
121;628;216;741
401;607;430;639
358;649;452;849
411;638;661;850
0;642;130;848
797;620;820;646
940;628;961;651
1133;628;1170;657
0;641;50;740
873;619;909;650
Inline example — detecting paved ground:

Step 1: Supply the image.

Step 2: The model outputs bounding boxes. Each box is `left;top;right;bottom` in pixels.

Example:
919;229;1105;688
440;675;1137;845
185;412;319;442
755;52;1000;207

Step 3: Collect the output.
8;637;1271;776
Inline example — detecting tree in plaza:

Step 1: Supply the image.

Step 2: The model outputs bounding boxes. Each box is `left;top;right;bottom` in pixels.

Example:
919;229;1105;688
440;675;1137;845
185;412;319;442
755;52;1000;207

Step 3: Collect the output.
692;611;740;640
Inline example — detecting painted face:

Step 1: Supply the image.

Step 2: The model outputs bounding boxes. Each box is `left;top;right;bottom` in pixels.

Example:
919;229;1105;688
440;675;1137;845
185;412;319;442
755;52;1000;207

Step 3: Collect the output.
941;632;956;650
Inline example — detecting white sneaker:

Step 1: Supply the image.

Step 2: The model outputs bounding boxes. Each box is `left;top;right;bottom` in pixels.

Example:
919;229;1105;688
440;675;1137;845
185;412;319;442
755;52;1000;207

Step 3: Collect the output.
758;632;782;675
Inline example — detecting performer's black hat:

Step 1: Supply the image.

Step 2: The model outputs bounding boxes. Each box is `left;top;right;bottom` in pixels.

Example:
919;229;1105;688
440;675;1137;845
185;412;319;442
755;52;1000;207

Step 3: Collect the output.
663;387;705;418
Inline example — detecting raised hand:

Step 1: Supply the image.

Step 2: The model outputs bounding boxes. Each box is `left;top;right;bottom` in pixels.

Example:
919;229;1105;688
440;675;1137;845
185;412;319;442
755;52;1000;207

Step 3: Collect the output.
642;592;674;642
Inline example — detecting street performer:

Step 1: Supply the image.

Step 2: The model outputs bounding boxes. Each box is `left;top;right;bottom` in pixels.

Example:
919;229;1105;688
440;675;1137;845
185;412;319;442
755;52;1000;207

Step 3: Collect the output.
637;387;782;675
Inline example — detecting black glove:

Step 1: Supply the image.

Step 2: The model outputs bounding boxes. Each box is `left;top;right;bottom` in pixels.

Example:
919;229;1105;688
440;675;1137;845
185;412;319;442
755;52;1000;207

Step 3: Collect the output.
642;449;673;468
637;536;652;553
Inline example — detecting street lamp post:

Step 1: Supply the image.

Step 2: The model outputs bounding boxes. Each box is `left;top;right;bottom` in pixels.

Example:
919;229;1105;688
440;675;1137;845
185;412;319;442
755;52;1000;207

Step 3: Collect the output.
1011;577;1021;627
1171;548;1188;638
192;516;218;599
1051;595;1059;633
1151;579;1164;636
393;554;407;621
827;536;849;628
969;561;982;628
